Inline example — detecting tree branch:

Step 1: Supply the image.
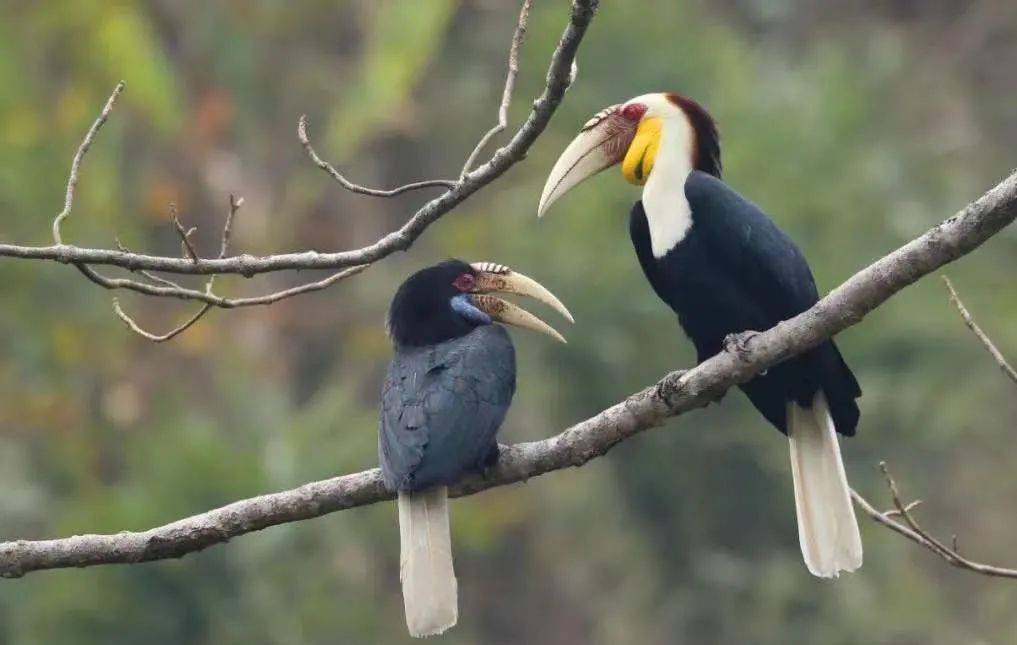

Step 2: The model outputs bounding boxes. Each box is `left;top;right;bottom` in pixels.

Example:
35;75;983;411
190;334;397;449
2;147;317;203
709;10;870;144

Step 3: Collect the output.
113;299;212;343
109;195;243;340
74;261;368;309
460;0;533;176
2;0;598;278
942;275;1017;384
89;195;364;340
850;465;1017;579
2;168;1015;578
846;269;1017;578
170;204;199;263
5;0;598;345
297;116;456;196
52;82;124;245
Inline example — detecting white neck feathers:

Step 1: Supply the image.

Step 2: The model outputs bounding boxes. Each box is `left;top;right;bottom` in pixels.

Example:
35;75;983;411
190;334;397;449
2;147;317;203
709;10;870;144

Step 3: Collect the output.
642;118;694;258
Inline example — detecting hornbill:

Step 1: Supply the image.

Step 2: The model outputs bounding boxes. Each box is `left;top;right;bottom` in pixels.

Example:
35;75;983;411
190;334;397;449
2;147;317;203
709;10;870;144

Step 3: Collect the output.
537;93;863;578
380;259;572;636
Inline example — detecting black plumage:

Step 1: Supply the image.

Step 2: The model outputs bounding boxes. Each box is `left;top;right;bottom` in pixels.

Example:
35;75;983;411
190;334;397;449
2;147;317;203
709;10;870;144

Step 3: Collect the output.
380;260;517;491
629;170;861;435
538;91;863;576
380;324;516;491
379;259;570;635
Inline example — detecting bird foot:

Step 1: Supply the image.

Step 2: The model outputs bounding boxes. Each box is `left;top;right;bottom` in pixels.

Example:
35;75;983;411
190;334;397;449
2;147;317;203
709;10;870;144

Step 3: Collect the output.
479;444;502;479
723;330;760;360
655;369;688;408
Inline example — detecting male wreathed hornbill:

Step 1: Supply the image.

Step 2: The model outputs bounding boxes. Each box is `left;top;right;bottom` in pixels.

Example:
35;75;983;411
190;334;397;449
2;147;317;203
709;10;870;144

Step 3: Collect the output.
380;260;572;637
537;93;863;578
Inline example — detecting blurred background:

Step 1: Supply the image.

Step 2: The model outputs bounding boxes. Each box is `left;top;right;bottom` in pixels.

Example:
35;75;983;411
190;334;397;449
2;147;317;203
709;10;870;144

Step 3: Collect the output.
1;1;1016;643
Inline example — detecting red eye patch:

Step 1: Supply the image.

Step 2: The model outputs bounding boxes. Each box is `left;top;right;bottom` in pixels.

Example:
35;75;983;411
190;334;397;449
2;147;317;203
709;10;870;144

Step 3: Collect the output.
453;273;476;291
620;103;647;122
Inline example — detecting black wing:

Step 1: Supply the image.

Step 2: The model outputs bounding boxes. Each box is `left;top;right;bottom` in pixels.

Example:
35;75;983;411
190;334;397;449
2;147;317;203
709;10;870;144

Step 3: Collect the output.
379;325;516;492
684;170;820;322
685;171;861;434
629;171;861;434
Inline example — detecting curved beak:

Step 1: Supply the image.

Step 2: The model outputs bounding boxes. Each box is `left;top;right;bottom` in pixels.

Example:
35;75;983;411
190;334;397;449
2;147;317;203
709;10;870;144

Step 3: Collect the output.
537;105;636;218
468;262;572;343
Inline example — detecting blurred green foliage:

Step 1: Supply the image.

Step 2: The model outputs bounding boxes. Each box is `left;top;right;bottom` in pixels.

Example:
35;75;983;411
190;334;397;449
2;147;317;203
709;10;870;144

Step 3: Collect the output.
2;1;1017;644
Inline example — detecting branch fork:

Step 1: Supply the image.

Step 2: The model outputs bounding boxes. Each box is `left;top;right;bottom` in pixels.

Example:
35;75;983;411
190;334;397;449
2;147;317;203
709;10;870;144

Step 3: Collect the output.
8;0;598;342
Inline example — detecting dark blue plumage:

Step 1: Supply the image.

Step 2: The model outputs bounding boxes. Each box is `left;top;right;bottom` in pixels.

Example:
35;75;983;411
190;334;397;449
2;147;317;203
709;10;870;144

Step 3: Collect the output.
629;170;861;435
380;260;567;634
382;259;572;636
379;325;516;491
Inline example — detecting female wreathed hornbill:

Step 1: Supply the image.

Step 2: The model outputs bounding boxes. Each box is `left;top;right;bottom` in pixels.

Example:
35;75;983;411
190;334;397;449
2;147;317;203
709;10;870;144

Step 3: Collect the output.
537;93;863;578
380;259;572;637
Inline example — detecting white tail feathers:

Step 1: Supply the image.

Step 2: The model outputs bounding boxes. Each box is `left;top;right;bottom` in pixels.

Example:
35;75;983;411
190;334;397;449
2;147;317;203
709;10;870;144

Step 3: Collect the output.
398;487;458;637
787;392;863;578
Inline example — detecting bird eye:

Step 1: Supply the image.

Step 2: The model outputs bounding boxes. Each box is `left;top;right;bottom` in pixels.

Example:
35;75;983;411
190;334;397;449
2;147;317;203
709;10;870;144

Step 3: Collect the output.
453;273;476;291
620;103;647;122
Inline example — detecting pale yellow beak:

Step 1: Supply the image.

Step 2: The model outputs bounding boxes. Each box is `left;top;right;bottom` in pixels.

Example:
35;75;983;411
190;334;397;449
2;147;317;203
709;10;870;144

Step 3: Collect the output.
468;262;572;343
537;105;637;218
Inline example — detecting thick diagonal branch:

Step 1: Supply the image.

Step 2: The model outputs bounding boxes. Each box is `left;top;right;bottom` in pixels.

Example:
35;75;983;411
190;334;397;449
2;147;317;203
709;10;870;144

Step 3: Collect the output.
2;169;1015;578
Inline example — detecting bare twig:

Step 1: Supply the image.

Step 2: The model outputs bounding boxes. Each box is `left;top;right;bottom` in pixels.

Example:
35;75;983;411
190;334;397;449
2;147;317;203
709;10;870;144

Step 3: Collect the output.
4;0;599;342
878;462;958;561
111;195;246;340
942;275;1017;384
170;205;199;262
460;0;533;176
76;262;368;308
52;82;125;245
2;168;1016;576
851;463;1017;578
883;499;922;517
113;300;212;343
846;273;1017;578
100;197;366;338
298;116;456;196
219;194;242;258
208;266;369;305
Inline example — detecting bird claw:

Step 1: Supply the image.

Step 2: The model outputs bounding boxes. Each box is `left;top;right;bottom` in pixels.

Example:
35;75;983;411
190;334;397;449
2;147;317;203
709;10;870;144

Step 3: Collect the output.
479;444;501;479
723;330;759;360
655;369;688;407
